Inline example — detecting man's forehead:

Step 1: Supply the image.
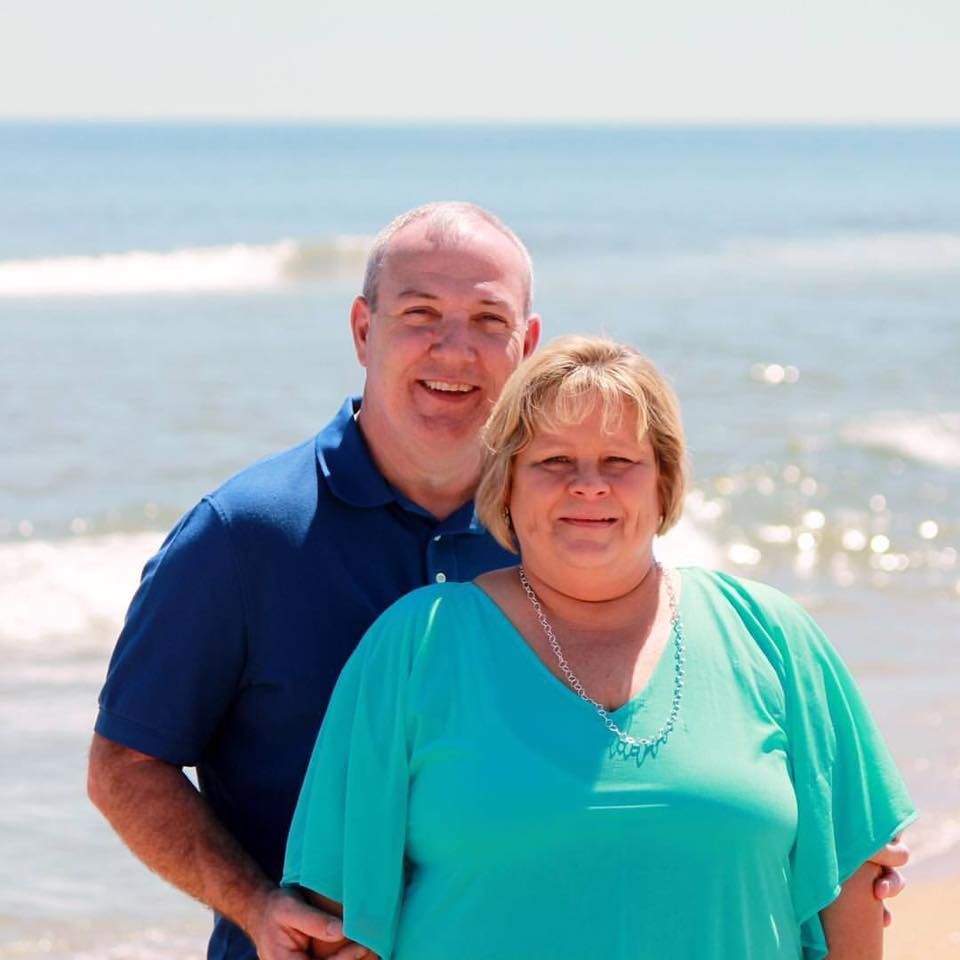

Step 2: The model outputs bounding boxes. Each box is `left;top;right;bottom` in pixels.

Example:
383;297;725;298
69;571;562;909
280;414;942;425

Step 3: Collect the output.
386;219;519;264
379;226;527;302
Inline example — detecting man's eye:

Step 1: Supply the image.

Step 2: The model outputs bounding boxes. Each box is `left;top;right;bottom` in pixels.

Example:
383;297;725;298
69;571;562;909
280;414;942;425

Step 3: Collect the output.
478;314;509;328
403;308;438;322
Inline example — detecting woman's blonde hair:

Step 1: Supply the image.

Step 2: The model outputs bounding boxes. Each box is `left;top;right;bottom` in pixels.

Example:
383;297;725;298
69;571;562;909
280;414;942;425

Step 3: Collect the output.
476;336;688;553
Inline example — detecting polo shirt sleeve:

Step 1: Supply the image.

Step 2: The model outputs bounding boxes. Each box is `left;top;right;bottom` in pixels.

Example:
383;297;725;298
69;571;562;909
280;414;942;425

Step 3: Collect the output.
283;596;417;960
95;498;247;765
765;596;917;960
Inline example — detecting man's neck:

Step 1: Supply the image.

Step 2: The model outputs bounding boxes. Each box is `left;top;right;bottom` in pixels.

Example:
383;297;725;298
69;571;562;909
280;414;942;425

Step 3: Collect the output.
356;415;481;521
393;472;478;522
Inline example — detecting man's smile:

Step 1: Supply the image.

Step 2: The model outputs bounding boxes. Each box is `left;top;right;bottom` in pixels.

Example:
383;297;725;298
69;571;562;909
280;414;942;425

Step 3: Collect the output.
419;379;479;395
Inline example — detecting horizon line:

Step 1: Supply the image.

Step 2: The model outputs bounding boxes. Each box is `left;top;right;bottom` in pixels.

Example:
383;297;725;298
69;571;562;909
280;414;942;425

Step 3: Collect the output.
2;115;960;129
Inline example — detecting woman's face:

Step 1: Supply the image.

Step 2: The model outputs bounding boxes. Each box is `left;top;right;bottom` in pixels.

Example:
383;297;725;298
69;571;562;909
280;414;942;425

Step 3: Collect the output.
508;399;662;596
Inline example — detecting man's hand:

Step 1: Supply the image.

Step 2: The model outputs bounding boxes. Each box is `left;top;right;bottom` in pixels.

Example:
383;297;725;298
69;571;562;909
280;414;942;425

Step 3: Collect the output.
868;835;909;927
245;886;374;960
87;735;376;959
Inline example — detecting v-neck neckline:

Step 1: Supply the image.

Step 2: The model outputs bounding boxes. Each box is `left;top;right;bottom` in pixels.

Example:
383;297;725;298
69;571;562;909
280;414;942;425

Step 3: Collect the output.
469;571;686;719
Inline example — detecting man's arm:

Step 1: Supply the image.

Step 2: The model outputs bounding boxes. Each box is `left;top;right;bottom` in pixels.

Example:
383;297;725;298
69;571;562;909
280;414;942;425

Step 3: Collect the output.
820;860;884;959
87;734;368;960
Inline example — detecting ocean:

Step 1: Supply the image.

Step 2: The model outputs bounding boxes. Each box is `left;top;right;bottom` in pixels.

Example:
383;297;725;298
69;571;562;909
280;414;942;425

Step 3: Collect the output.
1;123;958;957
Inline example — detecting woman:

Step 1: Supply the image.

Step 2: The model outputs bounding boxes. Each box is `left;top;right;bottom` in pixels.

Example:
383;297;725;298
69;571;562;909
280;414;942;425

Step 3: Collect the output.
284;336;915;959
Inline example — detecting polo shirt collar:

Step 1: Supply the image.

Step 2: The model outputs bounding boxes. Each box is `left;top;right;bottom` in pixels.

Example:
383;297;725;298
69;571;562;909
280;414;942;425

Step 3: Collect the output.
316;397;394;507
315;398;486;536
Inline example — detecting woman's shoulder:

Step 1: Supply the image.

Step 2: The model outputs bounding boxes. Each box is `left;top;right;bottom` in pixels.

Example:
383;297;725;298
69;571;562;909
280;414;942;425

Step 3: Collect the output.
680;565;808;618
678;565;833;672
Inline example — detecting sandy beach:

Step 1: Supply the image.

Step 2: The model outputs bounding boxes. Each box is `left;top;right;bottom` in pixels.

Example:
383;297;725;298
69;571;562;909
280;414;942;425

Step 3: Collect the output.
885;875;960;960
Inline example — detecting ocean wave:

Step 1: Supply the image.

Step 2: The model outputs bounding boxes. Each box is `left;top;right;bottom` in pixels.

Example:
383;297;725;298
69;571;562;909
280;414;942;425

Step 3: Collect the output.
0;532;163;646
673;231;960;279
655;513;723;570
906;811;960;872
0;236;371;298
841;413;960;470
6;230;957;298
0;923;209;960
0;518;722;647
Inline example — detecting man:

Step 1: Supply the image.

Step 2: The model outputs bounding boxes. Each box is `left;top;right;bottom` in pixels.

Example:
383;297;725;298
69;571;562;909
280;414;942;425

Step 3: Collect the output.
88;202;906;960
88;202;539;960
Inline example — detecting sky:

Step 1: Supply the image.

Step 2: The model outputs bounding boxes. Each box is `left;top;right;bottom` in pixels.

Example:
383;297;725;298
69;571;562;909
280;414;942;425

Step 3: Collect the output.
2;0;959;123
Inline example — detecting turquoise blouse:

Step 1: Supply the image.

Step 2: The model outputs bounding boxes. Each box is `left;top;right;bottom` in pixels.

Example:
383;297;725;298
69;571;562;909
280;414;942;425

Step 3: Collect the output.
283;568;915;959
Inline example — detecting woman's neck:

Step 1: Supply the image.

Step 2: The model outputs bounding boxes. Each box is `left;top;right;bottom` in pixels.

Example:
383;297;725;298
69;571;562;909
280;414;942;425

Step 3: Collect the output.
518;557;662;633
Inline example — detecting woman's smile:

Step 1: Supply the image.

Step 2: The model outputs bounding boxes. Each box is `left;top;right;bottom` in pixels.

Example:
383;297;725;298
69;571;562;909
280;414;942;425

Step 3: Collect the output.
558;515;618;526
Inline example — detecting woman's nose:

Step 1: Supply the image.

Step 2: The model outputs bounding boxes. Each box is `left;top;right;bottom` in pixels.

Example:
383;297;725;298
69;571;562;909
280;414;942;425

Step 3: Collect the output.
569;463;609;496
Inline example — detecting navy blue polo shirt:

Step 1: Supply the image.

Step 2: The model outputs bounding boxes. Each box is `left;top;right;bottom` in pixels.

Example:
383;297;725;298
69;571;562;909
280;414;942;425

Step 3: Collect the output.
96;397;514;960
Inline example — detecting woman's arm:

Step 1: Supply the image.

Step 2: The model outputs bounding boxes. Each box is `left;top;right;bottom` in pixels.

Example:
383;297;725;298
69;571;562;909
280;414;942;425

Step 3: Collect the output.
819;861;884;959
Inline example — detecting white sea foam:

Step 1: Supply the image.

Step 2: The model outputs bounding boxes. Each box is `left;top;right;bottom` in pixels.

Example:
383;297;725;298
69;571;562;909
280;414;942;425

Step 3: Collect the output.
656;513;724;570
0;924;208;960
7;231;955;299
906;812;960;871
0;236;371;298
731;231;960;274
670;231;960;280
841;413;960;470
0;532;163;647
0;517;723;649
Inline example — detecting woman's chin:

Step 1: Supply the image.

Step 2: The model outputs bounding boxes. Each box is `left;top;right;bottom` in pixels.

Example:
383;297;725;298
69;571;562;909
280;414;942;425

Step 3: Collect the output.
523;550;648;588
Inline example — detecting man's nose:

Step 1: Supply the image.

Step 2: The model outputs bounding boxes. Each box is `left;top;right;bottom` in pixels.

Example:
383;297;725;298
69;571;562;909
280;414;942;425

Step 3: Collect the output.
430;315;477;361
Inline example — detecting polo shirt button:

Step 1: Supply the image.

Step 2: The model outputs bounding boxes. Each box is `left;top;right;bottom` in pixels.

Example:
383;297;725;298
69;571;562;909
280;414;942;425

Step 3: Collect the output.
435;572;447;583
433;535;442;542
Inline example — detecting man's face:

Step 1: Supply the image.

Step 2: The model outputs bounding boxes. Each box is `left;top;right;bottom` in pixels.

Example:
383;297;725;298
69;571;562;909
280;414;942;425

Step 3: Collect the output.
352;220;540;459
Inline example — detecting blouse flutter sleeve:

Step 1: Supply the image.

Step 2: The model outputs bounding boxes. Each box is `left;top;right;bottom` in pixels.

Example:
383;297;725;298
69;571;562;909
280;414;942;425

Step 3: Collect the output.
283;591;423;959
718;573;917;960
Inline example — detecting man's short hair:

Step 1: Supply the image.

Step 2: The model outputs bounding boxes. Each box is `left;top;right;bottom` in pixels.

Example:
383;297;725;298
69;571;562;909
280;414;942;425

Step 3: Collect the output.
476;336;689;553
362;201;534;317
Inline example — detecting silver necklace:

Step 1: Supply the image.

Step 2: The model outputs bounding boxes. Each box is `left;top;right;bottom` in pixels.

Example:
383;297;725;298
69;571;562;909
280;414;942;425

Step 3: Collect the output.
517;562;685;754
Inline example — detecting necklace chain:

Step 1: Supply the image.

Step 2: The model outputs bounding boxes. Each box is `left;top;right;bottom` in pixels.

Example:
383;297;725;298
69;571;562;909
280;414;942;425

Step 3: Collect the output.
517;562;685;753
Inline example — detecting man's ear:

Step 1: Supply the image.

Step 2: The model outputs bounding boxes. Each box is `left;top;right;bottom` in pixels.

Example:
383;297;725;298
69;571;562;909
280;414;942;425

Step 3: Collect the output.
350;296;372;367
522;314;542;358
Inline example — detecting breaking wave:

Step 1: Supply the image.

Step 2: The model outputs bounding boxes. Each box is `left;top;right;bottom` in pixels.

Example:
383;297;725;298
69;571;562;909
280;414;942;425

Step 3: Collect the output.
841;413;960;470
0;236;371;298
0;532;163;647
0;517;721;648
661;231;960;282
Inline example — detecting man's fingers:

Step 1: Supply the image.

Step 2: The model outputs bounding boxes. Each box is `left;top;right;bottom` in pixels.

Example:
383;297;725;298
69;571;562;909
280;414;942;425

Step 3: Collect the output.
280;896;344;942
869;835;910;869
258;887;344;943
328;944;378;960
874;866;905;900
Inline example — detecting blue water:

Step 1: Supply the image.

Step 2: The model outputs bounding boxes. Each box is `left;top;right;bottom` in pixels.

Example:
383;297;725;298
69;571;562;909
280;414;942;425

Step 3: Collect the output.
3;123;959;258
1;123;958;957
